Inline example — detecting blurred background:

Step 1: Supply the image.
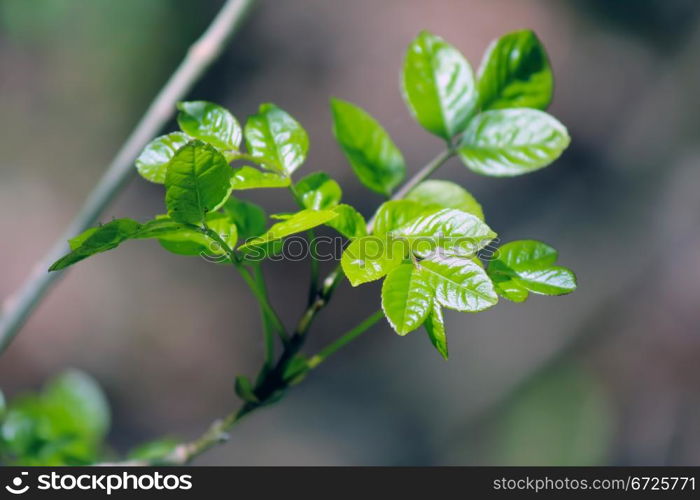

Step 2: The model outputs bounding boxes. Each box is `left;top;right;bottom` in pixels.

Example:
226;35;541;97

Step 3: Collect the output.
2;0;700;465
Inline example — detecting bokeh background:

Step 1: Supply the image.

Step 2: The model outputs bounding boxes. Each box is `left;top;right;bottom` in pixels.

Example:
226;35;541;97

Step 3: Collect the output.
2;0;700;465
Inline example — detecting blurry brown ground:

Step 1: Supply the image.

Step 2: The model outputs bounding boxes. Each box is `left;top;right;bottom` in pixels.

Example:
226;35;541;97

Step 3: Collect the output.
2;0;700;465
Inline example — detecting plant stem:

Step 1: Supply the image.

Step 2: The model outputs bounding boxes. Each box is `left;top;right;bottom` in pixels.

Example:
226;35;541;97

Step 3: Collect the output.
390;148;454;203
201;225;288;344
307;310;383;369
102;147;455;466
111;310;384;466
235;261;288;344
0;0;257;355
252;264;276;365
287;185;321;305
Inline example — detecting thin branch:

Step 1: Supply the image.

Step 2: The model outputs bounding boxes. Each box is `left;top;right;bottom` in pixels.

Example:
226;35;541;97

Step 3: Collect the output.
202;226;288;343
101;147;456;466
252;263;276;366
307;310;383;369
0;0;257;354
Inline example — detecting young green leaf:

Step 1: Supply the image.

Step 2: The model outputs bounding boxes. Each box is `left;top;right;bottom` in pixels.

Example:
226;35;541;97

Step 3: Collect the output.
477;30;553;112
458;108;570;176
231;166;291;190
158;213;237;258
294;172;342;210
420;254;498;312
42;370;110;441
405;180;484;221
394;208;496;255
131;218;189;240
487;240;577;301
177;101;242;151
424;302;448;359
244;103;308;175
326;204;367;239
372;200;429;236
222;197;267;240
234;376;259;403
238;209;337;251
491;278;530;303
135;132;189;184
401;30;477;139
341;236;407;286
50;219;143;271
165;140;234;224
330;98;406;196
381;263;434;335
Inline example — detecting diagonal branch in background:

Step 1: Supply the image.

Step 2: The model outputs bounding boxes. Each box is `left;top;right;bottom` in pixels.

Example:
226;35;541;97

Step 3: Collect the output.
0;0;257;354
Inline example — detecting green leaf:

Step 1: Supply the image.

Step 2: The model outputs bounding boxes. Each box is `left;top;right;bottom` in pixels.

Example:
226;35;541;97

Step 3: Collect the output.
341;236;407;286
239;209;337;251
420;254;498;312
165;140;234;224
42;370;110;441
231;165;290;190
330;98;406;196
405;180;484;220
326;204;367;239
177;101;242;151
492;279;530;303
128;438;179;461
394;208;496;255
50;219;143;271
294;172;342;210
487;240;577;301
132;218;194;241
244;103;308;175
1;370;111;465
477;30;553;111
424;302;448;359
381;263;434;335
158;213;237;258
234;376;259;403
222;197;267;240
458;108;570;177
372;200;429;236
401;30;477;139
135;132;190;184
